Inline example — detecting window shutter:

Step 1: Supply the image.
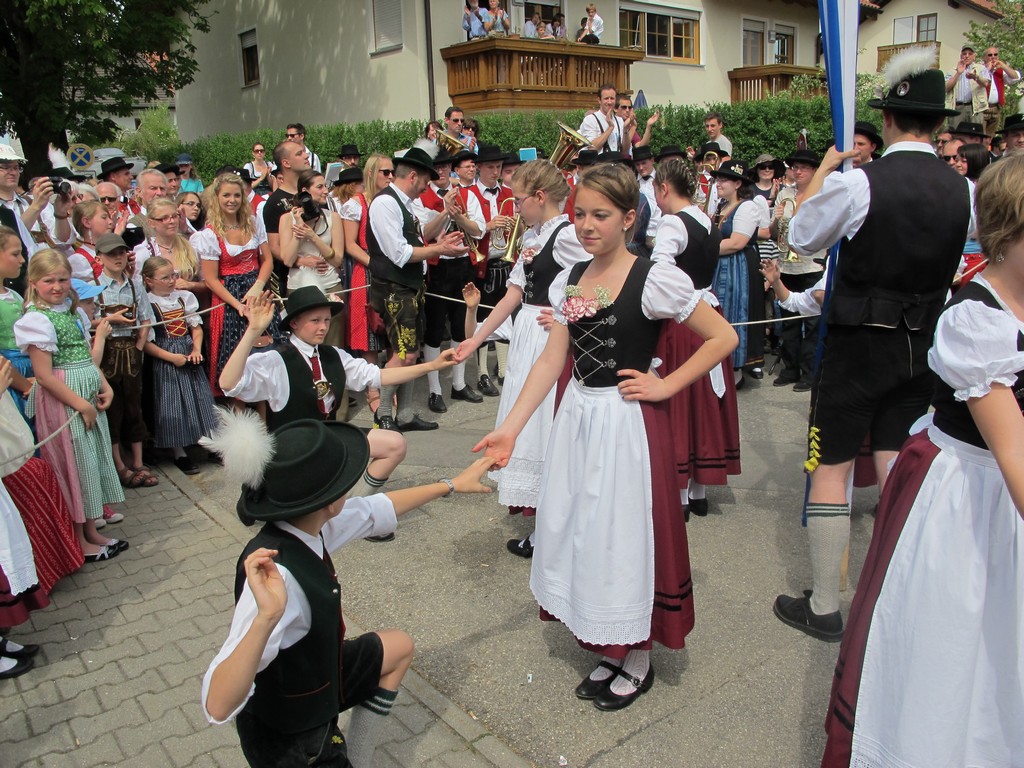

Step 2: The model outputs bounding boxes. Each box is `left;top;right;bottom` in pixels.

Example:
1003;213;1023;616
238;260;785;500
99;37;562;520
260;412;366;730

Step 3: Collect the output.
240;29;257;49
372;0;403;51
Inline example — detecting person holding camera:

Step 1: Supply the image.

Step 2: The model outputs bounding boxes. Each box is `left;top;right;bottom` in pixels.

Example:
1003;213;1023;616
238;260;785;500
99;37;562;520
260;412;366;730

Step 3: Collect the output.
279;170;346;348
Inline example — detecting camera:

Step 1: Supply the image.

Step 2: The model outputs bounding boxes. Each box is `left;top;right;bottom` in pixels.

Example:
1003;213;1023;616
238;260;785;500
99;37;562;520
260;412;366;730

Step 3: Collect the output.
48;177;72;196
294;192;322;222
121;226;146;250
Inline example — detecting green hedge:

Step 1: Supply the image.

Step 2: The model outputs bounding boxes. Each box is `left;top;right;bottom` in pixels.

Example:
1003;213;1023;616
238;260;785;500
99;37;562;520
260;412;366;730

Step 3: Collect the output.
179;76;883;182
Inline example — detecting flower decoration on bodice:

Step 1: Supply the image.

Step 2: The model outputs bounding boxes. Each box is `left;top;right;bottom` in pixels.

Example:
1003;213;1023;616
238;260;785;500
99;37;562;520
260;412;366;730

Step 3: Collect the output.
520;246;539;264
562;284;612;323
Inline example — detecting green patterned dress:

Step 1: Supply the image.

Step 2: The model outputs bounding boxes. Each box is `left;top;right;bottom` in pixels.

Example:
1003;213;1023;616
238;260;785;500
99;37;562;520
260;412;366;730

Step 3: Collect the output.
16;304;124;521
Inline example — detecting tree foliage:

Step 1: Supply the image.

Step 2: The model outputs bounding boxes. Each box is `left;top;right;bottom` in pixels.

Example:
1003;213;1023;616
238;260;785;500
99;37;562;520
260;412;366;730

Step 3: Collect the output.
114;106;180;163
0;0;209;174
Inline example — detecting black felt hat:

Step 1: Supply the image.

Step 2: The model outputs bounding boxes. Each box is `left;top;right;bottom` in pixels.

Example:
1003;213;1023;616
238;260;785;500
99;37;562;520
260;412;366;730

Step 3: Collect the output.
868;47;959;117
632;145;654;162
475;144;507;164
450;149;476;167
50;166;87;182
99;156;132;179
951;121;990;139
238;420;370;523
999;113;1024;135
697;142;724;159
280;286;344;330
572;149;599;167
752;154;786;179
393;145;440;181
337;143;362;158
710;160;751;183
334;166;364;186
785;149;822;168
656;144;687;161
854;121;884;149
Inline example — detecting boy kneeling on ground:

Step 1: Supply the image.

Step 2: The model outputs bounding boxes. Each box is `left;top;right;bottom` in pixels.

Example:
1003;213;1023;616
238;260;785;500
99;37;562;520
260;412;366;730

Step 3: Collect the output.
201;412;494;767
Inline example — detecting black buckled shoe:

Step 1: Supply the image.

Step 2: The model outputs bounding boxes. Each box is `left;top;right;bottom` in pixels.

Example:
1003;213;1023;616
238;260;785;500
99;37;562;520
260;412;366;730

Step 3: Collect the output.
365;532;396;543
593;664;655;711
478;375;500;397
687;497;709;517
397;415;438;432
772;593;844;642
0;638;40;659
373;413;402;432
506;537;534;558
451;385;483;403
0;655;34;679
574;661;621;700
428;393;448;413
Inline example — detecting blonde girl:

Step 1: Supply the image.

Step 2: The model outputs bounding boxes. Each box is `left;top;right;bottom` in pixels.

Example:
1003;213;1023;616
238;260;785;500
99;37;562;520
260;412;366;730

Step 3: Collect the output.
70;201;113;281
138;197;207;298
13;250;127;561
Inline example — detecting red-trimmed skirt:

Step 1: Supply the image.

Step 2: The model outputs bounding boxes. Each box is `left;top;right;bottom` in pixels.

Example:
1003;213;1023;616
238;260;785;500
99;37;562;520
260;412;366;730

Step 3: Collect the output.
656;316;741;488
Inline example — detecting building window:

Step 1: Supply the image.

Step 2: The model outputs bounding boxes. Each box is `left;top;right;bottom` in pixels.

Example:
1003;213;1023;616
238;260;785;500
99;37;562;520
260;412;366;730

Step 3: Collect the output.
917;13;937;42
742;19;766;67
239;29;259;87
370;0;403;54
773;24;795;65
619;5;700;64
892;16;914;45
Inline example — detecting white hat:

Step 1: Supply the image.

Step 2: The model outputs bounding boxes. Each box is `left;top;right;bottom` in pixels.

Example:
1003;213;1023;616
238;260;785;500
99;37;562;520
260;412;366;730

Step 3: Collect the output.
0;144;25;164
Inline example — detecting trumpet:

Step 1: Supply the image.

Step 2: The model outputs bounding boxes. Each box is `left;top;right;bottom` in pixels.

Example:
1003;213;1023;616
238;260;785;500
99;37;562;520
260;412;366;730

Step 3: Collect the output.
445;189;487;263
699;150;719;175
437;131;470;156
550;122;590;171
492;199;523;262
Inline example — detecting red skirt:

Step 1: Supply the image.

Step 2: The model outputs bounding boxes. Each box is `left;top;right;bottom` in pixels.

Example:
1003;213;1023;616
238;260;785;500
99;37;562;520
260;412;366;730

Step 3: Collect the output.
656;317;741;488
3;458;84;595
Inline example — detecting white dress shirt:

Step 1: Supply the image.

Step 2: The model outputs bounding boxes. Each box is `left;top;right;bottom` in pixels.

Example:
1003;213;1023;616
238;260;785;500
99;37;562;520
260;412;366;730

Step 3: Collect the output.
578;112;625;152
651;205;711;265
368;183;421;270
224;334;382;413
475;180;505;259
637;170;662;239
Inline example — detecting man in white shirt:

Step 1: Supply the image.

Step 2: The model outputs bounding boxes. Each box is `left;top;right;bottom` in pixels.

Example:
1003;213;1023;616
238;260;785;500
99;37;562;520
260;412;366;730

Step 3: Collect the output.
523;12;539;38
981;46;1022;137
579;84;625;154
945;44;990;127
285;123;321;173
632;145;661;244
577;3;603;44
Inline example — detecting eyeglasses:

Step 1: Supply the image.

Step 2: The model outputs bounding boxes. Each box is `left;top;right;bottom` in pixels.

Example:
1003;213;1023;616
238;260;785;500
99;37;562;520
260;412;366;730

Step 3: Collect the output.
450;118;464;123
150;214;176;223
180;200;200;207
618;104;634;110
513;194;534;207
286;133;301;139
756;164;774;171
253;148;265;153
942;154;959;162
152;273;178;281
99;196;119;203
0;163;22;173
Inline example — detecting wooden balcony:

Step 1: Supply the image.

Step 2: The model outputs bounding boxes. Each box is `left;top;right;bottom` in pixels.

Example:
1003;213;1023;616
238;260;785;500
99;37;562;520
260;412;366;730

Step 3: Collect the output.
440;37;645;112
727;64;825;103
877;42;940;72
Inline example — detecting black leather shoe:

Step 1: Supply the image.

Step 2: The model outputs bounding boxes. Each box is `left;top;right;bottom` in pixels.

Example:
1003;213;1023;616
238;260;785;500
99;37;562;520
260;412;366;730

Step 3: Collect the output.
574;661;621;700
451;385;483;403
365;533;396;543
773;374;799;387
479;375;499;397
772;593;843;642
687;497;708;517
0;655;34;679
506;537;534;558
0;638;40;659
749;367;764;380
374;413;401;432
397;415;439;432
428;393;447;413
793;380;813;393
174;455;200;475
593;664;655;711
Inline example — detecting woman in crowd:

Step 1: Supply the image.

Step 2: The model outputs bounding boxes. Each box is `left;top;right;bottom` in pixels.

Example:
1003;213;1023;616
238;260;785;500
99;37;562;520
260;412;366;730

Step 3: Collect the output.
191;173;280;399
339;154;391;414
177;154;204;195
957;143;992;284
136;198;207;298
279;169;346;346
242;142;275;196
177;191;206;232
69;202;112;281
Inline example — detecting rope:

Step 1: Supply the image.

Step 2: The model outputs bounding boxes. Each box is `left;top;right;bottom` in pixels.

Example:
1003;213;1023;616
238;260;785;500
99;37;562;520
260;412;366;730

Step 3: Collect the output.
0;412;78;471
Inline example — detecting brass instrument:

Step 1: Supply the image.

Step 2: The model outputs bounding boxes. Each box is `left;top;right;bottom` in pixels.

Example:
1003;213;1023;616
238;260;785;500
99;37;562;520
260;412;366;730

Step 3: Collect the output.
700;150;720;176
550;122;590;170
437;131;470;156
775;194;798;261
492;198;523;262
446;188;487;263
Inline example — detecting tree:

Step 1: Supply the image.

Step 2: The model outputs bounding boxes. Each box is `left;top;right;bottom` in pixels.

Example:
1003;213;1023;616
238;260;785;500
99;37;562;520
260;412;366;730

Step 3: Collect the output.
967;0;1024;113
0;0;210;176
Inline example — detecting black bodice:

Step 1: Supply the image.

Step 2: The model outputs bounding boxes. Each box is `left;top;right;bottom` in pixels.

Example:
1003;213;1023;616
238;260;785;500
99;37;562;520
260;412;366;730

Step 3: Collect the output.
523;221;572;306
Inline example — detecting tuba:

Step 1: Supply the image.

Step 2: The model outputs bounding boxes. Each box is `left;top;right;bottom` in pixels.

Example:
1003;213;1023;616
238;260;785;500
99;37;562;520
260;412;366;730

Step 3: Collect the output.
550;122;591;170
775;194;798;261
491;198;523;262
437;131;470;156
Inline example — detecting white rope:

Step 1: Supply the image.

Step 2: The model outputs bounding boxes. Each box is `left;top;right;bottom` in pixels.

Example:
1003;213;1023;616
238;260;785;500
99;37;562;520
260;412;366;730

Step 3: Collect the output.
0;412;78;470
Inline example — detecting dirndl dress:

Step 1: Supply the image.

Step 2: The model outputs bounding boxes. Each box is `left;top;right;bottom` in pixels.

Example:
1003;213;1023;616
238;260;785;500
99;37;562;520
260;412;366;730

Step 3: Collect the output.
1;288;32;419
14;304;124;521
148;291;217;448
531;258;699;651
821;276;1024;768
192;226;281;397
712;200;757;370
340;195;385;353
489;216;589;509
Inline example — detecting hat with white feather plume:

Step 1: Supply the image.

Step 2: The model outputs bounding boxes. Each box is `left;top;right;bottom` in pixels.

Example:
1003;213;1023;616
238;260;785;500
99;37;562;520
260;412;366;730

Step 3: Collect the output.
868;45;959;117
200;408;370;524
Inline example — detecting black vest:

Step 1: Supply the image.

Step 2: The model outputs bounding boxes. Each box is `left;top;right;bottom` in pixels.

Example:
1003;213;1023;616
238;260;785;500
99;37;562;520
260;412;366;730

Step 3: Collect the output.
523;221;572;306
365;185;425;289
827;151;970;331
235;525;344;734
671;211;720;290
266;342;347;431
931;281;1024;449
567;258;661;388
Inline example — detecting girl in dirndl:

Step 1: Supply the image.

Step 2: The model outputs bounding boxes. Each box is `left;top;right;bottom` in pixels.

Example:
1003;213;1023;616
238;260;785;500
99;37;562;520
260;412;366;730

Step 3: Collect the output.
13;249;126;562
475;165;737;711
0;227;34;417
456;159;590;557
192;173;280;399
820;144;1024;768
141;256;216;476
651;158;741;519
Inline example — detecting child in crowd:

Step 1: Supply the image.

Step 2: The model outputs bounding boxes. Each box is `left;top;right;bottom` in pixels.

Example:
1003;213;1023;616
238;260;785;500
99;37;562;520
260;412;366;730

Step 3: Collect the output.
94;232;158;489
0;226;34;417
13;249;127;562
69;201;113;281
141;256;216;475
474;165;737;711
201;413;495;768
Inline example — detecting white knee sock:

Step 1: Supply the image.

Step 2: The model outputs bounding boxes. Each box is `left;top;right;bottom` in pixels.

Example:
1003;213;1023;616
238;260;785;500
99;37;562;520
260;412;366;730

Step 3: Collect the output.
452;360;466;390
423;345;441;395
495;341;508;378
688;480;706;500
806;503;851;615
346;687;398;768
588;654;621;682
609;649;650;696
347;470;387;499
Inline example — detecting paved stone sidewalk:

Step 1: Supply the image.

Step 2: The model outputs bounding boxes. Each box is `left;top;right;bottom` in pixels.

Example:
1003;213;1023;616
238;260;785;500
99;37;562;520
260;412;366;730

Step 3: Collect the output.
1;466;529;768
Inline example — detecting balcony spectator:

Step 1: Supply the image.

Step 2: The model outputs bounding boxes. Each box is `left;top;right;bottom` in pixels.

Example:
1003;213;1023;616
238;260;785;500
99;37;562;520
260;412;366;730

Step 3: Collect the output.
552;13;566;38
945;44;990;127
577;4;602;44
481;0;510;37
523;13;540;38
463;0;487;40
981;46;1021;137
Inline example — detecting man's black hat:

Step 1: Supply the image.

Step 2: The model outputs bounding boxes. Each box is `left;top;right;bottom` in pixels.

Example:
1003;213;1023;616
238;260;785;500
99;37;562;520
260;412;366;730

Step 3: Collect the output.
99;157;132;179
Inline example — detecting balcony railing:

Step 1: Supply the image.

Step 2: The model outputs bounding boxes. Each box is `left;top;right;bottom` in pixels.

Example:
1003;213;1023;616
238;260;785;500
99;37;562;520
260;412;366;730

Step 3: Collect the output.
877;42;940;72
440;37;645;112
727;64;825;103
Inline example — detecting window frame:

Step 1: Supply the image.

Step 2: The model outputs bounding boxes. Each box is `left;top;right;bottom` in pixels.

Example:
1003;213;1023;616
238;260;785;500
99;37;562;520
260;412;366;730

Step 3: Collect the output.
916;13;938;43
619;3;702;66
741;17;768;68
368;0;403;56
238;28;260;88
772;22;797;66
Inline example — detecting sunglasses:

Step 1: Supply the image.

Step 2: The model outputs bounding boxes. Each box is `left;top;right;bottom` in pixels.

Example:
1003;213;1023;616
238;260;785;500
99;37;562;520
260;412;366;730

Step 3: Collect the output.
253;148;265;152
618;104;634;110
99;196;119;203
379;169;395;176
286;133;301;139
756;164;774;171
450;118;465;123
942;155;961;163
